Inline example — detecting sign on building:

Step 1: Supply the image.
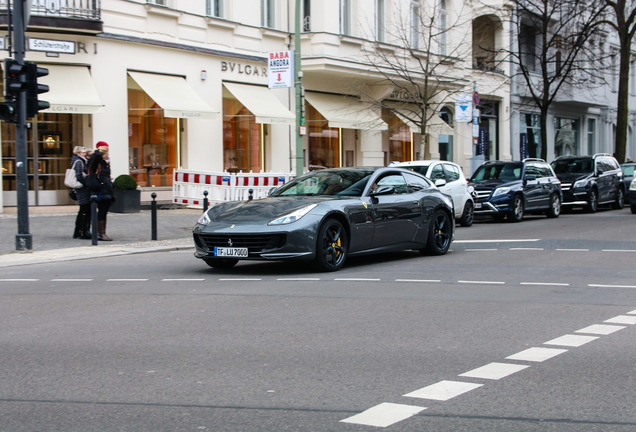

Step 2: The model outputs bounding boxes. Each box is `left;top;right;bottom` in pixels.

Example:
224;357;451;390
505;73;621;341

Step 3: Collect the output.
268;50;293;89
455;93;472;122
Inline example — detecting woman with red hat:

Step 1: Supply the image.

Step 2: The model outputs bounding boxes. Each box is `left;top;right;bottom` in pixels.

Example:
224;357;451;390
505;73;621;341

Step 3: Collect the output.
87;141;114;241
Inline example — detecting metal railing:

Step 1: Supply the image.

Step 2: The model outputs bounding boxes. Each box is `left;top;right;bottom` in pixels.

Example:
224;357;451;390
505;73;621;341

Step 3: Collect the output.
0;0;101;21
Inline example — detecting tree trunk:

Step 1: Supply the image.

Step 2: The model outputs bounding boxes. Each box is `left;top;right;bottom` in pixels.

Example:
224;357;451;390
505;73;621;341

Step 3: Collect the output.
615;45;631;163
540;107;549;161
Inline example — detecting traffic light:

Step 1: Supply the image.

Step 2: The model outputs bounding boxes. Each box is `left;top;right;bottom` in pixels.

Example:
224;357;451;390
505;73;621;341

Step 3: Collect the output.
25;62;49;118
1;58;28;123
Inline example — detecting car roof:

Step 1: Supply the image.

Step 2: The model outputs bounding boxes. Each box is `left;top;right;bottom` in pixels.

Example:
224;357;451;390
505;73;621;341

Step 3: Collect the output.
390;160;459;167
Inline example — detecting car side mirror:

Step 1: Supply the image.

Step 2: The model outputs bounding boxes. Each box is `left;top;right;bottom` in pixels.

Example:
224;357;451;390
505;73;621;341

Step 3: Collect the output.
434;179;447;187
370;185;395;196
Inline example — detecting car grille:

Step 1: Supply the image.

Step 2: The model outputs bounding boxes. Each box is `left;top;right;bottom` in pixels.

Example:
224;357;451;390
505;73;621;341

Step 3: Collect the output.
475;190;492;200
195;233;286;252
560;182;572;191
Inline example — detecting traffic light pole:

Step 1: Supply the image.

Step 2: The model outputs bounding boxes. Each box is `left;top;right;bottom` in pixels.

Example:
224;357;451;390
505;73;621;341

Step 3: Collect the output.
13;0;32;251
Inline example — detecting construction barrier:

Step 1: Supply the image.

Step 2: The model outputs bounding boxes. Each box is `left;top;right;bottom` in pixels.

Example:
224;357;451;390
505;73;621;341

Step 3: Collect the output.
173;169;294;207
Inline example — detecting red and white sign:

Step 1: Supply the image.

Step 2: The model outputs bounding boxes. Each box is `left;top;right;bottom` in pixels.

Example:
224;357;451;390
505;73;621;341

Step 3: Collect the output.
268;50;294;89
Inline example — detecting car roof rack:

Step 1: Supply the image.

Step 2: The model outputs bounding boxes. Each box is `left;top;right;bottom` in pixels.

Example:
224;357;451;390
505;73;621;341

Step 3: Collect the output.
593;153;612;158
522;158;545;162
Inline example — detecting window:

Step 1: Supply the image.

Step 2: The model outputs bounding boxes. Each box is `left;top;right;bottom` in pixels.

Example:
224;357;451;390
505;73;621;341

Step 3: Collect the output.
443;163;460;181
411;1;420;49
375;0;385;42
611;50;618;91
430;164;446;182
439;106;453;126
207;0;223;17
554;117;579;157
522;113;541;158
262;0;275;28
587;118;596;155
439;0;447;55
147;0;166;5
340;0;351;35
631;59;636;95
303;0;311;31
519;23;537;72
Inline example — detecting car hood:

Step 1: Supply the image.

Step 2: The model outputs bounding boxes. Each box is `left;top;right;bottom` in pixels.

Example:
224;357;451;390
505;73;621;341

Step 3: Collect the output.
555;173;591;183
470;179;518;189
204;196;338;224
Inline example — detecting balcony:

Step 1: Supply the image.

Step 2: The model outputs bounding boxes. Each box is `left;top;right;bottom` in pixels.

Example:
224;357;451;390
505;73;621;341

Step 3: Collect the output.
0;0;102;34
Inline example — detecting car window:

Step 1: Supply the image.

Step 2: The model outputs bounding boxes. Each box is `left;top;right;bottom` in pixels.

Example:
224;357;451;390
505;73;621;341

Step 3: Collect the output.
404;172;432;192
443;163;460;182
606;158;620;170
552;158;593;175
541;165;555;177
403;164;432;177
471;163;522;182
373;174;409;194
524;163;541;177
622;165;636;176
274;169;374;196
430;164;446;182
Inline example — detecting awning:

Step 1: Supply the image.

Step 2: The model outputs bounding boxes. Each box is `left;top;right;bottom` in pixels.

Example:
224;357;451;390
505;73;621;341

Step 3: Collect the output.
128;71;217;119
304;92;387;131
223;82;295;125
387;102;454;135
40;65;104;114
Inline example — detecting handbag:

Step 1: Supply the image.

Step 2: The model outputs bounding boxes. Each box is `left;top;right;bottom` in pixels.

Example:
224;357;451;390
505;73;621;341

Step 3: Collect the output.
68;189;78;201
64;160;83;189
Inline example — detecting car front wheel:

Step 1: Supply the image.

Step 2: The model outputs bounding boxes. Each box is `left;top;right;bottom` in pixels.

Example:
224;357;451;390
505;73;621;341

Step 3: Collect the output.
546;193;561;218
507;195;524;222
315;218;348;272
459;201;474;227
612;188;625;209
586;189;598;213
421;210;452;255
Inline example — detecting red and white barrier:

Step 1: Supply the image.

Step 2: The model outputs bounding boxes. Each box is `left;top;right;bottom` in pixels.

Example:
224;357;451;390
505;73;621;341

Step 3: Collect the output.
173;169;294;207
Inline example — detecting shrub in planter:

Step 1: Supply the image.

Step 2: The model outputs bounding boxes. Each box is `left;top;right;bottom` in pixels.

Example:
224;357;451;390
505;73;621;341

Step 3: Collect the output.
111;174;140;213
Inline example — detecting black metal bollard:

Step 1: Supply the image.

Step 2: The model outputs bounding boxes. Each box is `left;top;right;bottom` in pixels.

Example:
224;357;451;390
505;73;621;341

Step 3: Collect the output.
151;192;157;241
90;194;98;245
248;188;254;201
203;190;209;212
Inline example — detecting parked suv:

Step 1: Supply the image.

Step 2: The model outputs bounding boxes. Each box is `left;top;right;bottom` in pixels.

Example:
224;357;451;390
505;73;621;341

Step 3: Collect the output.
470;158;562;222
550;153;624;212
391;160;475;226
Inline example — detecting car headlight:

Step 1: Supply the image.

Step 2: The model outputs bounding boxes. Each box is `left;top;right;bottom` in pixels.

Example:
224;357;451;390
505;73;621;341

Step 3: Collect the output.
630;179;636;191
197;211;211;226
268;204;318;225
574;179;588;188
492;187;510;198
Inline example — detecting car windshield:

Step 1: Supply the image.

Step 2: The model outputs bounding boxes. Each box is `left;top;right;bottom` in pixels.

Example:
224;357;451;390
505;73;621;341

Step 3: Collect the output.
271;169;374;197
621;165;635;177
400;164;432;177
551;158;593;175
471;163;522;183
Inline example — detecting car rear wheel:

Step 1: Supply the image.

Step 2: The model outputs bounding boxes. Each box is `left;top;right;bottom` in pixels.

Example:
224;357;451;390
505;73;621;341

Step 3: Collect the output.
507;195;524;222
459;201;474;227
421;210;452;255
632;204;636;214
585;189;598;213
546;193;561;218
612;188;625;209
315;218;348;272
204;258;239;269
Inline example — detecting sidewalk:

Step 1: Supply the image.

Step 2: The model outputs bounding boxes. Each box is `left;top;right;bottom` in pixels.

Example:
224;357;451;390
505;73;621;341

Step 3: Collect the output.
0;206;202;267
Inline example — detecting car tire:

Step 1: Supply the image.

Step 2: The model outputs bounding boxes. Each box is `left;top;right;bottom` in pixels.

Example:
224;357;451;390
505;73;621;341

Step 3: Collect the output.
314;218;348;272
421;210;452;255
459;201;474;227
631;204;636;214
546;193;561;218
585;189;598;213
204;258;239;269
507;195;524;222
612;187;625;209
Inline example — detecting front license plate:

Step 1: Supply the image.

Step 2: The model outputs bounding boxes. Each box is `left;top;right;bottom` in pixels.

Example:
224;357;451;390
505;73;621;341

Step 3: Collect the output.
475;202;482;209
214;247;248;257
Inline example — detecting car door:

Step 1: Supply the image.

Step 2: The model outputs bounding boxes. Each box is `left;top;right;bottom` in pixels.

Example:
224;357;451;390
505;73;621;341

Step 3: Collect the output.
369;173;421;248
523;162;545;209
442;163;465;218
595;158;612;202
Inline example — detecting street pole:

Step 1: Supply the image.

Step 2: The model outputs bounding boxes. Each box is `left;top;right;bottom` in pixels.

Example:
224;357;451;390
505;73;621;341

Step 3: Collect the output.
13;0;32;251
294;0;303;176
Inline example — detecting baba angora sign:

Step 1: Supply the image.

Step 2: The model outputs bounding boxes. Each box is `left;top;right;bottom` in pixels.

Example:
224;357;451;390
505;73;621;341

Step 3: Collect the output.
268;50;294;89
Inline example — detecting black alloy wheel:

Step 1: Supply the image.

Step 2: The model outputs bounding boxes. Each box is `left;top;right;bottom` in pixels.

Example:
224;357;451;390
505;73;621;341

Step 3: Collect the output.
546;193;561;218
508;195;524;222
315;218;348;271
459;201;474;227
586;189;598;213
204;258;239;269
612;188;625;209
422;210;452;255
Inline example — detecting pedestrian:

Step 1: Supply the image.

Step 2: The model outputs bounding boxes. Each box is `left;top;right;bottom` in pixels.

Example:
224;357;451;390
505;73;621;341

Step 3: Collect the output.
85;148;94;158
87;141;114;241
71;146;92;239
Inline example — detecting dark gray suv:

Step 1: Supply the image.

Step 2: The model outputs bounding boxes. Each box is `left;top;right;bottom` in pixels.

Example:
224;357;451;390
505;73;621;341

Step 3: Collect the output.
551;153;624;212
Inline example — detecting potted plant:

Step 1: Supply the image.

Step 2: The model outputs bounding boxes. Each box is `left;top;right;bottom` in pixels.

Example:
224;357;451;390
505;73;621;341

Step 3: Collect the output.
110;174;141;213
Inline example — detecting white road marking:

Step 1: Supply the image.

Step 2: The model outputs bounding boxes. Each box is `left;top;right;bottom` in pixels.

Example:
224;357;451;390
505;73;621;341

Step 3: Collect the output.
509;248;544;251
161;278;206;282
107;279;149;282
602;249;636;252
588;284;636;289
396;279;441;283
465;248;498;252
276;278;320;281
544;334;598;347
605;315;636;325
556;248;589;252
340;403;426;427
51;278;93;282
459;362;529;380
629;309;636;315
520;282;570;286
505;347;568;362
458;280;505;285
404;380;483;401
575;324;626;335
454;239;540;243
334;278;381;282
217;278;261;281
0;279;39;282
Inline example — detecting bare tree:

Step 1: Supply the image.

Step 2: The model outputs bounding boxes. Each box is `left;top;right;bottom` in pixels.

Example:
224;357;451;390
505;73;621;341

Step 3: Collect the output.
506;0;607;161
604;0;636;162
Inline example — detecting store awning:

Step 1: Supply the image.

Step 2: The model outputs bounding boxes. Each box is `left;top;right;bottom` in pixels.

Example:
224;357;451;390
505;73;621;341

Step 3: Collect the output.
128;71;217;119
387;102;454;135
41;65;104;114
304;92;387;131
222;82;295;125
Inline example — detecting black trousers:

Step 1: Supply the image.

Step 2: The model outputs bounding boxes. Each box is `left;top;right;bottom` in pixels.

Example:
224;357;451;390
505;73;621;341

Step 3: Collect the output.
74;203;91;234
97;198;111;221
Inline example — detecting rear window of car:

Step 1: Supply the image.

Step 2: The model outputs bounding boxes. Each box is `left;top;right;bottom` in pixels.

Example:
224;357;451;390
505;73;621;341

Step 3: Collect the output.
551;158;593;174
471;163;522;182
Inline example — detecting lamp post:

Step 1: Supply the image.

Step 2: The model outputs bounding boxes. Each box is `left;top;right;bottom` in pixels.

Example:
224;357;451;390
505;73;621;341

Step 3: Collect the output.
294;0;304;176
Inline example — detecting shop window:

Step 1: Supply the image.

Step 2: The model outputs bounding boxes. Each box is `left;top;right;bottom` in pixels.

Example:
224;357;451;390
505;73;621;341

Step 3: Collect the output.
383;109;412;163
128;81;177;187
307;103;340;169
223;97;262;173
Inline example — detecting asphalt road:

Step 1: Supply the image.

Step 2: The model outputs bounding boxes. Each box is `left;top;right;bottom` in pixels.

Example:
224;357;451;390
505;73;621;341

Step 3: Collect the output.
0;208;635;431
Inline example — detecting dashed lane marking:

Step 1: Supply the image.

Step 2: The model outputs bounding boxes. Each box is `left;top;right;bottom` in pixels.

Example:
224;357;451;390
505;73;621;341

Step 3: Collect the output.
107;279;149;282
602;249;636;252
605;315;636;325
465;248;498;252
459;362;530;380
0;279;39;282
51;278;93;282
458;280;505;285
555;248;589;252
396;279;441;283
510;247;544;251
505;347;568;362
589;283;636;289
217;278;262;281
520;282;570;286
340;403;426;428
334;278;381;282
161;278;206;282
276;278;320;281
544;334;599;347
403;380;483;401
575;324;626;335
454;239;540;243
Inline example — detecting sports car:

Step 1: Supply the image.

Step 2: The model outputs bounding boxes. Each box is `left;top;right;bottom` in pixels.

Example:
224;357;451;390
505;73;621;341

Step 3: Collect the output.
192;167;454;271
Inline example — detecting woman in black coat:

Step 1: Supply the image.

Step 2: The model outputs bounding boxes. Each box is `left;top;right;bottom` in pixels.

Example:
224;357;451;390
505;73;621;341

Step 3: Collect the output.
71;146;91;239
87;141;114;241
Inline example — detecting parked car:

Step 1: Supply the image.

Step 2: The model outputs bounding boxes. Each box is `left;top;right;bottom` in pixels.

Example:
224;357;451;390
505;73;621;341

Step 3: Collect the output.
390;160;475;227
621;161;636;204
469;158;562;222
551;153;624;212
193;167;455;271
629;179;636;214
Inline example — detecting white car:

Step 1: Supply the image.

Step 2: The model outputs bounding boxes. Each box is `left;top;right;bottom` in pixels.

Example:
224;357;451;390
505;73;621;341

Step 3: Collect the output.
390;160;475;226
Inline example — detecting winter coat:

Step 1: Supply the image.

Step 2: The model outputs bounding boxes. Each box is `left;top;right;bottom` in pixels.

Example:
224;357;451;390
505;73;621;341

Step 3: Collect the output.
70;154;91;205
87;150;114;200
